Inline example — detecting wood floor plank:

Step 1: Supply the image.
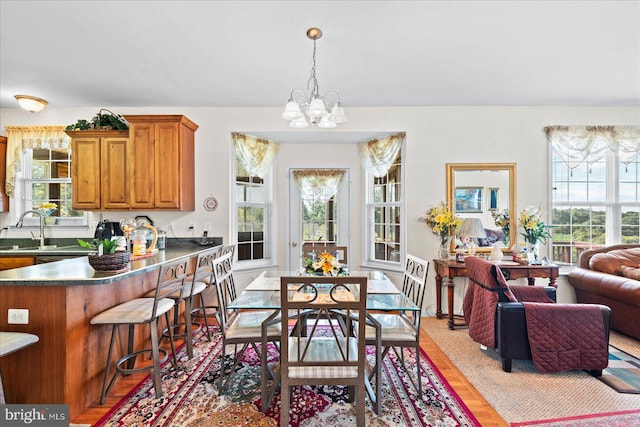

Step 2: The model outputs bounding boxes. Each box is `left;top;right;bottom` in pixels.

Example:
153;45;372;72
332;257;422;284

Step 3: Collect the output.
71;319;507;426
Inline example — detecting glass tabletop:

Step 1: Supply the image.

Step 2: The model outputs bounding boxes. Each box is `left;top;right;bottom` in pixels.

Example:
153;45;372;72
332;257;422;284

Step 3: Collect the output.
229;271;420;312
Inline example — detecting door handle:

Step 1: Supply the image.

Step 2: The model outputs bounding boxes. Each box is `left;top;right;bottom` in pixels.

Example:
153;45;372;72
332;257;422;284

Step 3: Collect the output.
291;242;298;247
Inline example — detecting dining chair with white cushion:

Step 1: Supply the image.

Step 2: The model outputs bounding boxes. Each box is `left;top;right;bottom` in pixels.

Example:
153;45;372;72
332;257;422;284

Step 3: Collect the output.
365;254;429;404
276;275;369;427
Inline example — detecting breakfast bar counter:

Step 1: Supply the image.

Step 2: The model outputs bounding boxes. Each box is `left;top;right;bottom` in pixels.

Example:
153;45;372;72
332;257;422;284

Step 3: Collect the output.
0;245;217;416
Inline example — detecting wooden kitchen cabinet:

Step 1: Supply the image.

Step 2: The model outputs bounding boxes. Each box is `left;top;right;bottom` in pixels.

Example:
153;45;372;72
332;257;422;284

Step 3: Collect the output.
66;130;129;210
125;115;198;210
0;257;35;271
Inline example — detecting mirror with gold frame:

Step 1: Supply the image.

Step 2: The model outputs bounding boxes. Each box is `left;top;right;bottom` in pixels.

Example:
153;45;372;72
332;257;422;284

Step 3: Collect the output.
446;163;516;253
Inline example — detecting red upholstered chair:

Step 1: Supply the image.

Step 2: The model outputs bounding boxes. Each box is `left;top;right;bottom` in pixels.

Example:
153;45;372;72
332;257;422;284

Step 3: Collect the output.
463;256;611;375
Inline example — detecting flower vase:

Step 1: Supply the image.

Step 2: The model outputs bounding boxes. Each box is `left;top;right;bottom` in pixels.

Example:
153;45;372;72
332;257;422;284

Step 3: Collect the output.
44;216;56;225
438;237;451;260
526;241;540;261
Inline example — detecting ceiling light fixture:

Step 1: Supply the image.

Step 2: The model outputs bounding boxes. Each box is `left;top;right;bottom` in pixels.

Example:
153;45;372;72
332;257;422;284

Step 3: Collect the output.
282;27;347;129
15;95;48;113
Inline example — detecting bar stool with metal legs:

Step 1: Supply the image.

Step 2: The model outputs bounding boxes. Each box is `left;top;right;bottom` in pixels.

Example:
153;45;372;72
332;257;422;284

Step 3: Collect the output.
90;256;189;404
0;332;39;404
190;245;235;340
160;247;220;356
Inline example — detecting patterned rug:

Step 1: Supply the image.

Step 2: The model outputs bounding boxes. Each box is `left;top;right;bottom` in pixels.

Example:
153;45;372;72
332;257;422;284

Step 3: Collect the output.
598;346;640;394
95;327;480;426
510;408;640;426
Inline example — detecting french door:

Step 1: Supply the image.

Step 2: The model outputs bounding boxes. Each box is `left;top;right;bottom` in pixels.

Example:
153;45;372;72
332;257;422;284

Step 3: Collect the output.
287;168;350;271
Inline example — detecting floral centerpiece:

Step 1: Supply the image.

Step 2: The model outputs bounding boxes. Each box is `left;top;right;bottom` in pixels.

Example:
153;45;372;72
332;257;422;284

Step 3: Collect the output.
518;207;552;245
491;208;510;244
303;251;345;276
38;202;57;217
425;202;462;259
518;206;552;260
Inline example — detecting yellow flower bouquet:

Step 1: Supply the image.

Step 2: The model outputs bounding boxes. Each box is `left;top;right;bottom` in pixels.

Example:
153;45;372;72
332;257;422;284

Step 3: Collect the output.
38;202;58;217
302;251;345;276
425;202;462;244
518;206;552;245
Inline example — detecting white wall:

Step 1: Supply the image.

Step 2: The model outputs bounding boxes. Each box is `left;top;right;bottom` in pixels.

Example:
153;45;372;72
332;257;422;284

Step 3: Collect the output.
1;105;639;314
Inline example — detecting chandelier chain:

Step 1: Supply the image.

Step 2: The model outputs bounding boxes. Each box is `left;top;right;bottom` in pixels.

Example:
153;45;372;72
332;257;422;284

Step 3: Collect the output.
309;39;319;98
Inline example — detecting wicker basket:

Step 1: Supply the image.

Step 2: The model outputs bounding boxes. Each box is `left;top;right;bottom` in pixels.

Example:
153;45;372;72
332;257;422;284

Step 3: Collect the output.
88;251;130;272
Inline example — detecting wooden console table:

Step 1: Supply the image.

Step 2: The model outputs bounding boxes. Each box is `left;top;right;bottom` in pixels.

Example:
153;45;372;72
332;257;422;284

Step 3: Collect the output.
433;259;559;330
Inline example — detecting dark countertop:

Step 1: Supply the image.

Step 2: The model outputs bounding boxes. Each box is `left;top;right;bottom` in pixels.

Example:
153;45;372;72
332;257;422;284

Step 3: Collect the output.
0;239;223;286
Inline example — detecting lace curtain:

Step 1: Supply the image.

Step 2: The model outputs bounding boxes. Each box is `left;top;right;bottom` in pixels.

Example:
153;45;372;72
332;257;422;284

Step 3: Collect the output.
4;125;70;197
544;125;640;172
359;132;405;177
293;169;346;206
232;132;279;178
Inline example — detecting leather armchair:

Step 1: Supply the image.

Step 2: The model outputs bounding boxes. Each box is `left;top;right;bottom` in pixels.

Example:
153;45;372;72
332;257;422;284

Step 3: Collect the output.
464;257;611;375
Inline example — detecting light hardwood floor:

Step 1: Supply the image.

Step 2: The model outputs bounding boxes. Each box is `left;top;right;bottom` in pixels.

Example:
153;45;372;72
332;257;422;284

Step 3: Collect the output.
71;320;508;426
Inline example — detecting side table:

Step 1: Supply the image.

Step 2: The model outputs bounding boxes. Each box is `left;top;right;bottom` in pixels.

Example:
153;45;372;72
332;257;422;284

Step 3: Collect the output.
433;259;559;330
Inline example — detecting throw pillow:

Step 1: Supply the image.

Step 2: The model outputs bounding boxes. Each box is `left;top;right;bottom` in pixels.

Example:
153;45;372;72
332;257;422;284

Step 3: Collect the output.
621;265;640;280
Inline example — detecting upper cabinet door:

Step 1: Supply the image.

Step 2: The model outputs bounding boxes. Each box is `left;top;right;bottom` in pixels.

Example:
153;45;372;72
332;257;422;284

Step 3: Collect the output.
70;136;101;210
101;136;130;209
128;122;155;209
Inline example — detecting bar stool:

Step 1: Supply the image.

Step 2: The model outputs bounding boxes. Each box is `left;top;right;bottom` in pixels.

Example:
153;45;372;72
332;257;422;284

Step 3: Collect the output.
190;245;235;339
90;256;189;404
0;332;39;404
161;247;219;356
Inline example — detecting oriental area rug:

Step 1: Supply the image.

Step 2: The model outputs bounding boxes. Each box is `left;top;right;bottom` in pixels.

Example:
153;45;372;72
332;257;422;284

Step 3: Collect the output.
95;327;480;426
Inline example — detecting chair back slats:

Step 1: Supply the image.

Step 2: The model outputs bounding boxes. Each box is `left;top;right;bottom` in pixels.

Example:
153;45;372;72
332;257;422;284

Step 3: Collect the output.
280;276;367;370
152;257;190;318
301;244;348;265
211;251;236;330
402;254;429;310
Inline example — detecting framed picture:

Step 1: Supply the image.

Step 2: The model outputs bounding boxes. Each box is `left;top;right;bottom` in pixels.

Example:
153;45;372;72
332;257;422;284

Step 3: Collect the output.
455;187;483;213
487;188;499;211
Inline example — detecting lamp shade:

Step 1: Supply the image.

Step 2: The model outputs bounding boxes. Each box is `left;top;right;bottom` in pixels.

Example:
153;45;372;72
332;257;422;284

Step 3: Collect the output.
317;114;337;129
307;97;326;118
330;103;347;123
15;95;47;113
458;218;487;238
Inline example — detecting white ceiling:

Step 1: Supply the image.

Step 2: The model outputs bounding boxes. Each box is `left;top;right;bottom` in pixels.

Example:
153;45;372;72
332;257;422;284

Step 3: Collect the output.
1;0;639;110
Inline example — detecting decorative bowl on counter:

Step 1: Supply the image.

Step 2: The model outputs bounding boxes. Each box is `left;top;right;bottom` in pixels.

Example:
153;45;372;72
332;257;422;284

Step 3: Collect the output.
88;251;130;272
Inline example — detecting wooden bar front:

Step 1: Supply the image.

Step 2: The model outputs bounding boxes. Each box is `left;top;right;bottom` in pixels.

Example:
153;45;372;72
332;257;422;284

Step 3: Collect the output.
0;248;204;417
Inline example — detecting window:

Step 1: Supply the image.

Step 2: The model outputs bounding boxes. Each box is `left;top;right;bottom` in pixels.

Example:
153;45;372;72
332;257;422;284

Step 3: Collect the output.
16;147;85;225
366;150;403;267
550;148;640;267
302;197;338;244
234;155;271;264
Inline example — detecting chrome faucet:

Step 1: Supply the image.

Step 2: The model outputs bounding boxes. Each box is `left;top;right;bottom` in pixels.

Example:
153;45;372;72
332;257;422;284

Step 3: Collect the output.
16;210;45;248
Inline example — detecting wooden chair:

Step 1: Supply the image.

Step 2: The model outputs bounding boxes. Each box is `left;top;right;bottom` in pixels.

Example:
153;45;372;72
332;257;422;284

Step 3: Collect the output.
0;332;39;404
301;244;348;265
277;275;369;427
364;254;429;407
90;256;190;403
213;250;281;410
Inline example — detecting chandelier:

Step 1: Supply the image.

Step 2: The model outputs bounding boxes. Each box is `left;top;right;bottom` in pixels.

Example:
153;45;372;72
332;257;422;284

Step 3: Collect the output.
282;28;347;129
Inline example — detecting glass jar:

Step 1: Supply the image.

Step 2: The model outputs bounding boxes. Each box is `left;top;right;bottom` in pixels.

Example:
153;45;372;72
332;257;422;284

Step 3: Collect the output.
132;230;147;256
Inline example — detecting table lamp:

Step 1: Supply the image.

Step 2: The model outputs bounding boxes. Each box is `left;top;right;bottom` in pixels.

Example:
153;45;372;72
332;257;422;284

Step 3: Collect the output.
458;218;487;256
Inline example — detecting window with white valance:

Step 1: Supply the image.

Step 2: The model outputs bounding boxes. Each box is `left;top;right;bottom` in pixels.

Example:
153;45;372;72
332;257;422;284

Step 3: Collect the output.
362;132;405;268
4;126;84;225
546;125;640;267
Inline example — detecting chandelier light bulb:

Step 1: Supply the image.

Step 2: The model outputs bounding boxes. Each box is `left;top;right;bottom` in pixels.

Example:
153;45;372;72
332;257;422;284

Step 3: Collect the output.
282;28;347;129
282;100;303;120
289;115;309;128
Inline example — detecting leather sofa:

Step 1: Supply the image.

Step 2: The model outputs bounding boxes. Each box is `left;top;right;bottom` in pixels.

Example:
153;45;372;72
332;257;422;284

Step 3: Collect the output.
567;244;640;339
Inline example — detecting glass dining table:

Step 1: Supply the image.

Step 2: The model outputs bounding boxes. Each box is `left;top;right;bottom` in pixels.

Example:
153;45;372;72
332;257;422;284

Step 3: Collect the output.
226;270;419;412
228;270;420;312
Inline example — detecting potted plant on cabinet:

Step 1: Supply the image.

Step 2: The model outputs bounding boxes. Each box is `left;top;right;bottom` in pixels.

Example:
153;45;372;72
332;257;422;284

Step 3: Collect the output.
66;109;129;131
78;238;130;271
